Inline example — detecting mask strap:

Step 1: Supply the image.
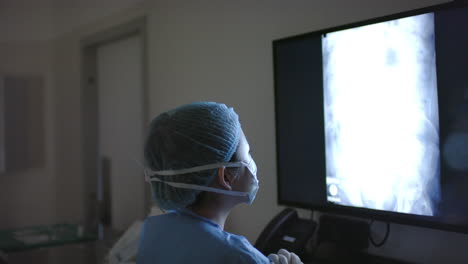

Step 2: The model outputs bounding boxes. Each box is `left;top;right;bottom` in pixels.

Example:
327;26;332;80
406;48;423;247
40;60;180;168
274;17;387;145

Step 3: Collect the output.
147;161;244;176
147;177;248;197
138;160;248;196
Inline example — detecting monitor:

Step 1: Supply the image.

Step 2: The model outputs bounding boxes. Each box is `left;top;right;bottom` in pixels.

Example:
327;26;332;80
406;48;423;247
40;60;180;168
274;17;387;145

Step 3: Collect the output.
274;1;468;233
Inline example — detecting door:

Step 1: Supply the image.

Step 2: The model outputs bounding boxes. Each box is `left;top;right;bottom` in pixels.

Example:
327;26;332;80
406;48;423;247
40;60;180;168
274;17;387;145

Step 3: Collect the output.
96;35;145;231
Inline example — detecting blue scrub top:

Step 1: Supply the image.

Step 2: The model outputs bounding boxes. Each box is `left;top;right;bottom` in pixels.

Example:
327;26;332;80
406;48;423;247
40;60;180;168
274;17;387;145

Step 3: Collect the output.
137;209;270;264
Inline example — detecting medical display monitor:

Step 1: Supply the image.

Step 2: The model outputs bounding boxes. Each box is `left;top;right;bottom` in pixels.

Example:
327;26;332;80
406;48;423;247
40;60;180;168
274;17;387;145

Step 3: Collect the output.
274;2;468;232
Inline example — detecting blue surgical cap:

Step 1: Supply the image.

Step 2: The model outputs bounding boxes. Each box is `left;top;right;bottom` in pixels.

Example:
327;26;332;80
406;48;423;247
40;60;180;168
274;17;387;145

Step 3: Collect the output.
144;102;241;210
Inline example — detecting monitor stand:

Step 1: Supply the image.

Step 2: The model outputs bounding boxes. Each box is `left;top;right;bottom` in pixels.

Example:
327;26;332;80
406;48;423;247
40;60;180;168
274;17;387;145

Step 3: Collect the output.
302;214;413;264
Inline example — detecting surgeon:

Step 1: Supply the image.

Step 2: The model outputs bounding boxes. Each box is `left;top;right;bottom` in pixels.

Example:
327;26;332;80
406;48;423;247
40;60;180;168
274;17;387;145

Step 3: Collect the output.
137;102;302;264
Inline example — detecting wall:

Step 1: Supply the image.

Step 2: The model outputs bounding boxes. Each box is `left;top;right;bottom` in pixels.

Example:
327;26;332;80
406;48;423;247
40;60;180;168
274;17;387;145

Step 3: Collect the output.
50;0;468;263
0;0;56;231
0;41;55;228
51;0;147;38
0;0;54;42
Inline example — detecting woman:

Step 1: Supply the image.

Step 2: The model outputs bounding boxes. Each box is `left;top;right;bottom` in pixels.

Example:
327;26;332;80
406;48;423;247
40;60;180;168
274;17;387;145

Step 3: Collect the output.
137;102;300;263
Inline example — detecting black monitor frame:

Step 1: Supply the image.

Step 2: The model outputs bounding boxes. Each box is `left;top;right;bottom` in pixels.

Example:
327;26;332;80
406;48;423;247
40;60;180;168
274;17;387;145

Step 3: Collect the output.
273;0;468;234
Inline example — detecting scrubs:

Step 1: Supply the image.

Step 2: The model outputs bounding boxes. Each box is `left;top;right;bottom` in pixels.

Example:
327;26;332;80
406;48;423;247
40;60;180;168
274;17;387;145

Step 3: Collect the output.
137;209;270;263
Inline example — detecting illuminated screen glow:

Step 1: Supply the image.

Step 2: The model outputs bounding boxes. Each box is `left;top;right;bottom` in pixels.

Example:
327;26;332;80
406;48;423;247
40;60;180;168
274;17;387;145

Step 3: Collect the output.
323;13;441;216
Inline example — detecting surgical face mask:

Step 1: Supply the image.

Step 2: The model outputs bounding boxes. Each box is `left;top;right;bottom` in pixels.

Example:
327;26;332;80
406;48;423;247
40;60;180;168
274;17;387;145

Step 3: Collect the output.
144;156;259;204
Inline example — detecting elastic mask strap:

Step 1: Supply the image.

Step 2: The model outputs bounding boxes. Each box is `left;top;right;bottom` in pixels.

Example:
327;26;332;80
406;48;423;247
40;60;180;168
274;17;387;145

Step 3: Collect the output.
147;177;248;197
142;161;248;197
147;161;244;176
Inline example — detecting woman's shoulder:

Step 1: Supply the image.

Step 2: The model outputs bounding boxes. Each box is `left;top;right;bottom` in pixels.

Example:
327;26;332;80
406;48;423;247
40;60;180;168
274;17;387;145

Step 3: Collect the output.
140;215;269;263
221;233;270;264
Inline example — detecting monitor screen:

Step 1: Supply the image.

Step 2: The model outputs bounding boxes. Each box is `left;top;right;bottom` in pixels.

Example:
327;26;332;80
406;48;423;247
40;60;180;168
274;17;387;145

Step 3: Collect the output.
274;3;468;232
323;13;440;216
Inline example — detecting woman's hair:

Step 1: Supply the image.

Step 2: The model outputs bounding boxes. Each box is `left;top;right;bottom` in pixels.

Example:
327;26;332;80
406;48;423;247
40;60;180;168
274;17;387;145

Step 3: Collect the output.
144;102;241;210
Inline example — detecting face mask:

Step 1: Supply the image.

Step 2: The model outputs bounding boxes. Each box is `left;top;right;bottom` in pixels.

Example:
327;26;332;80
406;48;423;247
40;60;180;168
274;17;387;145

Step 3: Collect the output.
144;156;259;204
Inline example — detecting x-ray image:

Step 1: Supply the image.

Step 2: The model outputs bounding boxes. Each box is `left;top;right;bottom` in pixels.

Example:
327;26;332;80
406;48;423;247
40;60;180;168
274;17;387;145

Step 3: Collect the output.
323;13;440;216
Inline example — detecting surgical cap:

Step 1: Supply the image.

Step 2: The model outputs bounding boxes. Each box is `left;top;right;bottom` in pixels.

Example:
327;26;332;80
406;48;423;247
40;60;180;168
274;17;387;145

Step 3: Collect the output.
144;102;241;210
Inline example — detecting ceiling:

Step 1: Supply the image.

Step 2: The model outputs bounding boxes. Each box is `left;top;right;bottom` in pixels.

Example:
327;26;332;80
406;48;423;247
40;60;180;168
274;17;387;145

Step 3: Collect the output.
0;0;146;42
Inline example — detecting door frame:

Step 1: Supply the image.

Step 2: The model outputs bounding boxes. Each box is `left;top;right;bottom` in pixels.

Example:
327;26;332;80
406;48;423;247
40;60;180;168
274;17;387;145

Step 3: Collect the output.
80;17;149;235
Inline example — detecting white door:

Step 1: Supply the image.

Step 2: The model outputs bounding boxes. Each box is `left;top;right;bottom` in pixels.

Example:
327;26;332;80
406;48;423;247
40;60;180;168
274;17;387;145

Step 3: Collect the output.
97;35;145;231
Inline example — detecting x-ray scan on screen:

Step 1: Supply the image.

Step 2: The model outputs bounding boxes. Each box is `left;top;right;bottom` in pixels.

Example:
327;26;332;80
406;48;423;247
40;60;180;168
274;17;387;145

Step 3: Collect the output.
322;13;441;216
275;3;468;231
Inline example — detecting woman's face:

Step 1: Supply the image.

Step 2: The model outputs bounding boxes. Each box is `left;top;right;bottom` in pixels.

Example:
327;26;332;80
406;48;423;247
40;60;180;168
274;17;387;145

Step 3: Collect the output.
231;129;257;195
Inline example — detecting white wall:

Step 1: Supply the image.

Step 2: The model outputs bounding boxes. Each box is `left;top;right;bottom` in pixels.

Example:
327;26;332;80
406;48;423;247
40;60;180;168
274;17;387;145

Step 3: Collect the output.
50;0;468;263
0;0;54;42
51;0;147;37
0;0;147;42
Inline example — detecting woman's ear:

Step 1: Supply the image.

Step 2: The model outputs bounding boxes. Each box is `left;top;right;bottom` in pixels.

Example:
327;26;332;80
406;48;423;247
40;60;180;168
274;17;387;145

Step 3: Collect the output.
217;166;233;191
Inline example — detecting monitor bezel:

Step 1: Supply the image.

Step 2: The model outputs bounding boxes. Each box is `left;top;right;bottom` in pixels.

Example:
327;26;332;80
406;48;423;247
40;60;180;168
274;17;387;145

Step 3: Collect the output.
273;0;468;234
